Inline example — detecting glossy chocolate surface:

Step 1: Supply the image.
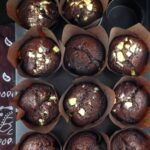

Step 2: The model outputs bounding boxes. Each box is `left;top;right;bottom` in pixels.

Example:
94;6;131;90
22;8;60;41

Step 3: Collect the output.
111;129;149;150
17;0;59;29
18;37;61;77
63;82;107;127
19;83;59;126
20;133;60;150
64;34;106;76
112;81;149;124
66;131;106;150
108;35;149;76
63;0;103;26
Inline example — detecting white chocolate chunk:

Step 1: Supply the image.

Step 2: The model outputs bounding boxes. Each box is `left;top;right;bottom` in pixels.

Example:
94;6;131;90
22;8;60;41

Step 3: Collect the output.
125;44;130;49
84;0;91;5
116;61;123;67
78;108;85;116
124;102;133;109
43;111;48;115
38;47;44;53
117;51;125;62
47;102;51;106
113;52;116;58
39;1;50;5
45;59;51;64
79;4;84;8
82;84;85;88
129;40;133;44
126;51;132;57
87;4;93;11
83;16;88;21
28;52;35;58
125;37;128;42
113;109;116;112
52;46;60;53
39;118;44;125
94;87;99;93
38;14;43;19
116;42;124;50
36;53;43;58
50;96;57;100
68;98;77;106
130;44;137;53
131;69;136;76
119;93;125;99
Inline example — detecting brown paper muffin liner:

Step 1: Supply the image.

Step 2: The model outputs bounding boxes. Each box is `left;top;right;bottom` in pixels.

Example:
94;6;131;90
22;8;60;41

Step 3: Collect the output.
10;79;60;133
7;26;63;78
109;76;150;129
58;0;109;28
6;0;60;30
109;127;150;150
107;23;150;76
6;0;22;27
63;129;109;150
61;24;108;77
13;131;62;150
59;76;116;130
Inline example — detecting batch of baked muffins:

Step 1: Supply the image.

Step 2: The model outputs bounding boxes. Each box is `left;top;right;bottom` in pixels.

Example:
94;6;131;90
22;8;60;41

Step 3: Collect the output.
6;0;150;149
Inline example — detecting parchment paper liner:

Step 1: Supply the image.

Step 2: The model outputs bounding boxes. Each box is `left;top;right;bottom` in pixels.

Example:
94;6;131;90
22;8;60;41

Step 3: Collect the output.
13;131;62;150
109;76;150;129
59;76;116;130
61;24;109;77
108;127;150;150
10;79;60;134
6;0;60;30
63;129;109;150
107;23;150;76
7;26;63;78
58;0;109;28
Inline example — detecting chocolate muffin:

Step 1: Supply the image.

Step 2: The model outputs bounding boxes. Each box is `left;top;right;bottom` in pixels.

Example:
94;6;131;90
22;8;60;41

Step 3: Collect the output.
17;0;59;29
111;128;149;150
112;80;149;124
20;133;60;150
65;131;107;150
108;35;149;76
19;83;59;126
64;34;106;76
18;37;61;77
63;82;107;127
63;0;103;27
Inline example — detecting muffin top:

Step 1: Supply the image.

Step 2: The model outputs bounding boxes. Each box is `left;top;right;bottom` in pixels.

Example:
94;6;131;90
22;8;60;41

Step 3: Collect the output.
65;131;106;150
64;34;106;76
17;0;59;29
63;82;107;127
108;35;149;76
20;133;60;150
18;37;61;77
111;129;149;150
19;83;59;126
63;0;103;26
112;80;149;124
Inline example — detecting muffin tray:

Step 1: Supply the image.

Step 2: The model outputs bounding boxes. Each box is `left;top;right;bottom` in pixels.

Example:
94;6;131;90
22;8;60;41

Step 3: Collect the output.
0;0;150;149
